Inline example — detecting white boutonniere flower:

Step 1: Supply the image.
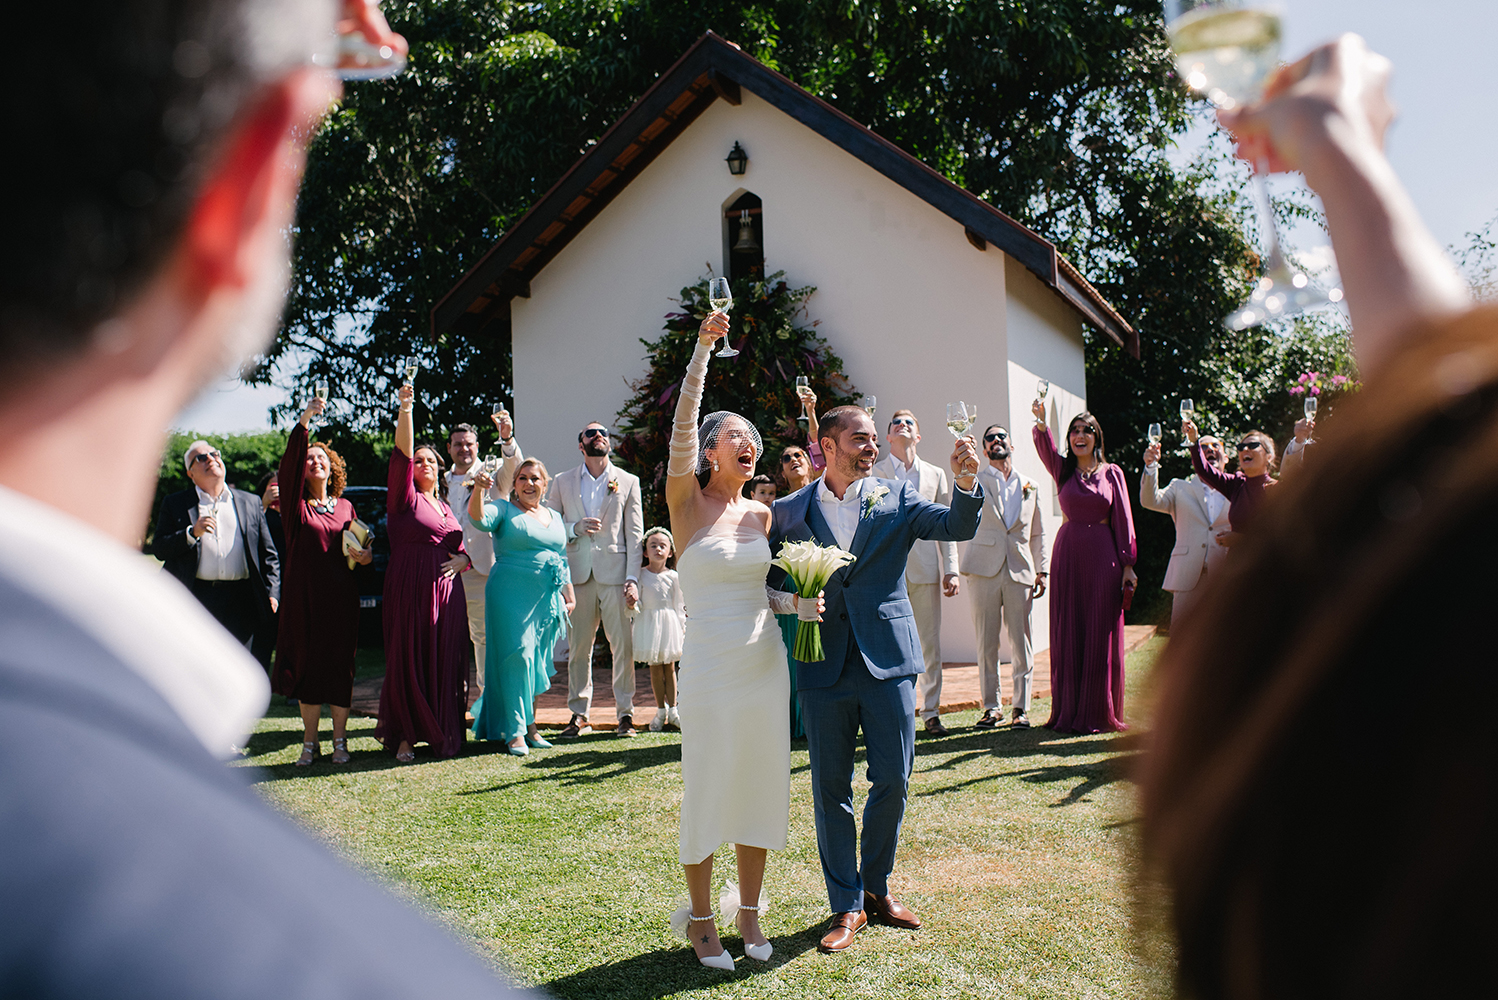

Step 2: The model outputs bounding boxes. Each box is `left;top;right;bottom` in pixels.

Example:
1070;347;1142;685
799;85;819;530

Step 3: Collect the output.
861;483;890;520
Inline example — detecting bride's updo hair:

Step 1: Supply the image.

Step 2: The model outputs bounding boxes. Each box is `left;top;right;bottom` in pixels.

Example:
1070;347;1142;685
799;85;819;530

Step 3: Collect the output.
697;411;762;487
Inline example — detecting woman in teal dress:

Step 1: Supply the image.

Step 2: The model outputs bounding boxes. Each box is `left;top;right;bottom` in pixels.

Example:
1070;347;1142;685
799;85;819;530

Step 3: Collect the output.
468;455;574;756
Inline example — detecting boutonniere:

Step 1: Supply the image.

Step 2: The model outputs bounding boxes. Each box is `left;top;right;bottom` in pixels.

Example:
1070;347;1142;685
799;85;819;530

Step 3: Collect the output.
861;483;890;520
1021;482;1036;501
607;478;620;494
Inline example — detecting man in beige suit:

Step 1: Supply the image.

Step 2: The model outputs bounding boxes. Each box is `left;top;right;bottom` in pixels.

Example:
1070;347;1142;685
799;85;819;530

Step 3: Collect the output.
546;422;644;737
872;410;961;736
1140;435;1231;627
960;425;1047;729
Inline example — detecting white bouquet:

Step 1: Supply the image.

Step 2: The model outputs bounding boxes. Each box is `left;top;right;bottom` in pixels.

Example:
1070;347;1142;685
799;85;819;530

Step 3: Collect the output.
771;540;856;662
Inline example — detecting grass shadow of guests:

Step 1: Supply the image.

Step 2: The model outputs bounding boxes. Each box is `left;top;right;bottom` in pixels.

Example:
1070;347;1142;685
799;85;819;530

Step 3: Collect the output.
457;740;683;796
541;929;821;1000
914;729;1144;807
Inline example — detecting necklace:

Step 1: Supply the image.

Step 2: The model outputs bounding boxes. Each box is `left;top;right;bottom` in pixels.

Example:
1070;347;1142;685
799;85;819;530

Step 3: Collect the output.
308;495;338;514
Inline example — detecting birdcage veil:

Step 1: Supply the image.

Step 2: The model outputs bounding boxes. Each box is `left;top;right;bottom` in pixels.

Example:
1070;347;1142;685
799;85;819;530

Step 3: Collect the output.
697;411;763;474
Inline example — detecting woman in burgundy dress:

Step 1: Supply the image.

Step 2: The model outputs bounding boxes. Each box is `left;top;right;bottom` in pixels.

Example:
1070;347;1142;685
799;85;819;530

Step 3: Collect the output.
375;384;472;762
1183;419;1277;546
1030;402;1137;733
274;396;373;766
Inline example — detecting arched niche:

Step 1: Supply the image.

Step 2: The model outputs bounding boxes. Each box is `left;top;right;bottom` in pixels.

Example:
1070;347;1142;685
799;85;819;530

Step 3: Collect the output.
722;190;764;283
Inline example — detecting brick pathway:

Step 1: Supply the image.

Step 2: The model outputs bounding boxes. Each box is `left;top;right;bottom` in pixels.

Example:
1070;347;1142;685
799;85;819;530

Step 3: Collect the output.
352;625;1158;726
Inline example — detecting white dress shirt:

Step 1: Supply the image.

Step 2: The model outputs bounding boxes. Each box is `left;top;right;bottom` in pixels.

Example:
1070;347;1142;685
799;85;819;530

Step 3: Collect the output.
817;476;868;550
886;453;917;487
187;486;248;581
990;464;1024;529
1201;479;1227;525
0;485;267;755
581;462;612;519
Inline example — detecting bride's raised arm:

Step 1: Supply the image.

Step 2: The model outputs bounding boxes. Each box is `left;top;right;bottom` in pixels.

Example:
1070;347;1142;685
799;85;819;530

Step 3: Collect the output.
664;313;730;519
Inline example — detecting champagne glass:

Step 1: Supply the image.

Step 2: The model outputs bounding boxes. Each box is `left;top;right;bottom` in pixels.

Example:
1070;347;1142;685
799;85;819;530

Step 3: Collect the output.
1165;0;1338;330
403;360;418;386
946;401;975;439
795;376;810;423
1148;422;1163;445
707;277;737;358
312;380;329;431
492;401;508;418
1180;398;1195;421
1037;378;1050;400
861;395;877;419
313;3;408;81
1304;395;1317;420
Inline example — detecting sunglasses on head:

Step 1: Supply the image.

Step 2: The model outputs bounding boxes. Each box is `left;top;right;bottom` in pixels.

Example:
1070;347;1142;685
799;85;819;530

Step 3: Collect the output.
983;431;1009;442
1237;440;1264;452
582;428;609;439
189;449;221;466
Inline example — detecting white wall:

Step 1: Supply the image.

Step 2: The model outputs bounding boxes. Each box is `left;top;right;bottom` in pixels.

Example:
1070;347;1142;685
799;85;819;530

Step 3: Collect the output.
512;88;1091;662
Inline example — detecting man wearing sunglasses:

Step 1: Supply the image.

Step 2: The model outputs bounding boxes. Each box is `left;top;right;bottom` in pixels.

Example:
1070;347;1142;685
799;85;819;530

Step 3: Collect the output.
152;441;281;654
547;422;644;738
871;410;961;736
1141;434;1232;627
959;425;1048;729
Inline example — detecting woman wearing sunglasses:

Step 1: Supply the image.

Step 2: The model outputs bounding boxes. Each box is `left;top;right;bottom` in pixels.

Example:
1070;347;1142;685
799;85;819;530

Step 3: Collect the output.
1182;421;1277;547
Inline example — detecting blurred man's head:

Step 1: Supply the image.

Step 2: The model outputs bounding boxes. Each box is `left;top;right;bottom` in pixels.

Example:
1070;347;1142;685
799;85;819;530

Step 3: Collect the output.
0;1;336;386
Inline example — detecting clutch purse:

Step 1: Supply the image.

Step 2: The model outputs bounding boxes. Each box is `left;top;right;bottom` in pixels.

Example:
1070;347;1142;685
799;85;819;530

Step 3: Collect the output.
1120;579;1136;612
342;517;371;569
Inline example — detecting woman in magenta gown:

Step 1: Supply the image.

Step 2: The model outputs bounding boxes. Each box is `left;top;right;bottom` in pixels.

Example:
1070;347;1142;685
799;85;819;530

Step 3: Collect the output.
273;396;373;765
1030;403;1137;733
374;384;471;761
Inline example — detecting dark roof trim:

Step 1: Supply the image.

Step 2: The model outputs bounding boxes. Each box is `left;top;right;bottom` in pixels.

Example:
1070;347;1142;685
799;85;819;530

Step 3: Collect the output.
433;31;1136;357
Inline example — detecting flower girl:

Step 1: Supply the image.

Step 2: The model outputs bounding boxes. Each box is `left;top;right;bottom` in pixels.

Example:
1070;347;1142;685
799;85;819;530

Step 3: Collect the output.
632;527;686;731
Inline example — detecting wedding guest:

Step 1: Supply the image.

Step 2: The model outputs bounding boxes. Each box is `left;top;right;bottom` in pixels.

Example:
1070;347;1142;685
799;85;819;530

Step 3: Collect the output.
779;445;818;492
469;455;572;756
1281;416;1315;474
1029;406;1137;733
795;384;829;471
1140;435;1232;626
872;410;963;735
152;441;280;652
374;385;471;762
959;425;1047;730
1142;35;1486;998
546;422;644;738
251;470;284;674
744;474;777;503
445;417;521;703
632;527;686;732
272;397;373;766
1183;421;1276;546
0;0;530;991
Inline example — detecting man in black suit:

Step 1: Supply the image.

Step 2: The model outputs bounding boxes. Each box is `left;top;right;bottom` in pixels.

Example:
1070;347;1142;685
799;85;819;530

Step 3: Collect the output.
152;440;280;650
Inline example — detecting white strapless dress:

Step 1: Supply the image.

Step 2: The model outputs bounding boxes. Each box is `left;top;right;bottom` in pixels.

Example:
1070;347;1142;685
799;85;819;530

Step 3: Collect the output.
675;524;791;865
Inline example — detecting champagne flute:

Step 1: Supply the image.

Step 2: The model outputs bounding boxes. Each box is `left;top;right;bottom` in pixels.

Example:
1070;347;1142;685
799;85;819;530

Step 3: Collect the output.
403;360;418;386
1148;422;1163;445
707;277;737;358
861;395;877;419
1304;394;1317;420
795;376;810;423
312;380;329;432
1165;0;1338;330
1037;378;1050;400
492;401;508;418
946;401;975;439
1180;398;1195;422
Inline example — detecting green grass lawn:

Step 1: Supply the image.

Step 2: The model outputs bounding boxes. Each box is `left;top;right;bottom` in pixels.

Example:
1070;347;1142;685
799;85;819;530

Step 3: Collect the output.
241;638;1170;999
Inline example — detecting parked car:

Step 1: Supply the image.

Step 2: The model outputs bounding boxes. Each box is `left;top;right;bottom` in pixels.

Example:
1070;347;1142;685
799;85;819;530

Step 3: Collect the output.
342;486;389;647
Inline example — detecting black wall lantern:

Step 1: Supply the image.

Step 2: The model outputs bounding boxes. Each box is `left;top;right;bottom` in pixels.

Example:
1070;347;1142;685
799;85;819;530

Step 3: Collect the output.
725;141;749;176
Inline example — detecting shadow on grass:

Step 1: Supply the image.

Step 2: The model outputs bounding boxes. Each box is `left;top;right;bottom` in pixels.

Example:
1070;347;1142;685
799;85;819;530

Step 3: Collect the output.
541;927;821;1000
458;740;682;796
913;728;1145;806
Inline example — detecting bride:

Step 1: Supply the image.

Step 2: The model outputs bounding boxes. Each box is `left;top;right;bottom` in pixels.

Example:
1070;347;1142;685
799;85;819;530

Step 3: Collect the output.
666;311;818;969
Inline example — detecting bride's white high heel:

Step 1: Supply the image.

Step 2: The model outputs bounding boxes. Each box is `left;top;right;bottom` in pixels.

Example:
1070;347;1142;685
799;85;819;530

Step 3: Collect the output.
669;900;734;970
736;904;773;961
721;881;773;961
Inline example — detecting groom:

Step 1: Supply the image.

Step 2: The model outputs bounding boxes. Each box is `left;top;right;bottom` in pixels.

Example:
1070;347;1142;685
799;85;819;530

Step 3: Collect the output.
769;406;982;953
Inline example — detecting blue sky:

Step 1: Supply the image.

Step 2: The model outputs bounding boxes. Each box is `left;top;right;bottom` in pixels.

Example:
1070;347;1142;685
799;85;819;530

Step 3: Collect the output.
174;0;1498;433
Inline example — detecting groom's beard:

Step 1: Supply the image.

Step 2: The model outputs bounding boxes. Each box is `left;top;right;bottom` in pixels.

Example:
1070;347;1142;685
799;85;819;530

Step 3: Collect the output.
831;447;872;481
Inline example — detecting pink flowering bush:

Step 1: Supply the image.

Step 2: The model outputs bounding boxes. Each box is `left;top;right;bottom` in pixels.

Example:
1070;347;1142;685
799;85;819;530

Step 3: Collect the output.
1288;370;1359;397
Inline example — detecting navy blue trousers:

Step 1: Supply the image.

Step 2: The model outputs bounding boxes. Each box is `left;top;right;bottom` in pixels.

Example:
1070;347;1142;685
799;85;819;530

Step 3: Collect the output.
797;636;916;913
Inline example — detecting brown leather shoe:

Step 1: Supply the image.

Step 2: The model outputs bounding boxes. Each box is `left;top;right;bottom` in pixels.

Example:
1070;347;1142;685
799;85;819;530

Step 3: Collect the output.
616;715;637;737
558;714;592;739
817;910;867;953
864;892;922;930
923;716;951;737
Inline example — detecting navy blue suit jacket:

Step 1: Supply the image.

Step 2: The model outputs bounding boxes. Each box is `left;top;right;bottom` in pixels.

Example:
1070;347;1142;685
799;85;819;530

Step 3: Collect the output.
769;476;982;689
